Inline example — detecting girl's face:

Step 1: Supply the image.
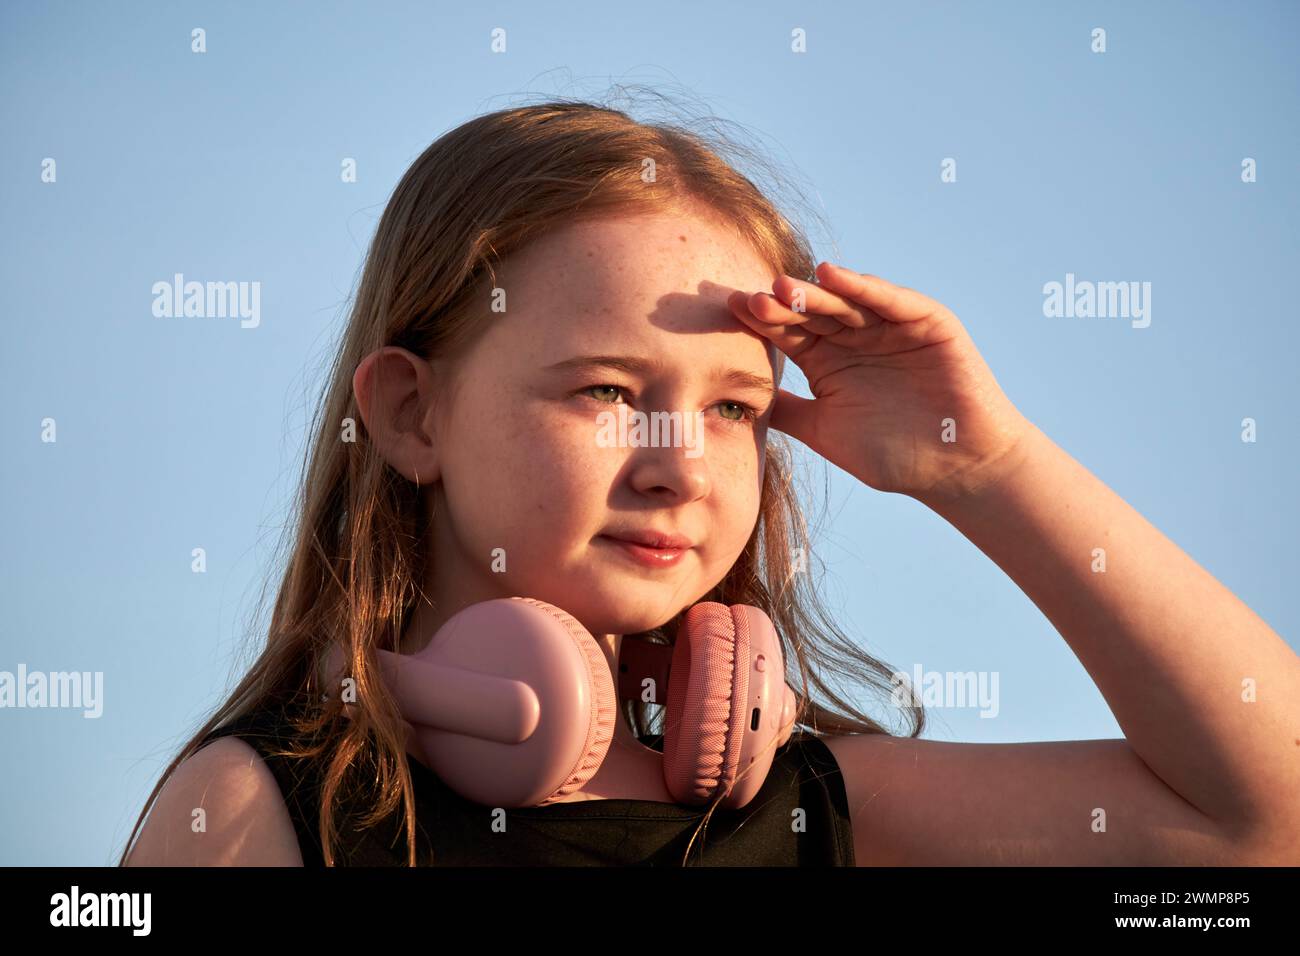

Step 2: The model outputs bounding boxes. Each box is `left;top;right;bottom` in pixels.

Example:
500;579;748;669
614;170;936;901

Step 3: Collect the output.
424;212;781;639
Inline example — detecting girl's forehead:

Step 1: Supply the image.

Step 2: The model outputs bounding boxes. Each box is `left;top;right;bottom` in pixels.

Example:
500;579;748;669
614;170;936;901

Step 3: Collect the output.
511;214;776;283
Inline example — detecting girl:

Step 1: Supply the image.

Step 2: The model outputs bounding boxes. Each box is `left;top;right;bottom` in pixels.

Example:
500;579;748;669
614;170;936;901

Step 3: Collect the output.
119;99;1300;867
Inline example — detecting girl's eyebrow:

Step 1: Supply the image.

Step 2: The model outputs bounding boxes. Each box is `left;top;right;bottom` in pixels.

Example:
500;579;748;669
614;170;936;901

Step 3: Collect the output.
543;354;775;397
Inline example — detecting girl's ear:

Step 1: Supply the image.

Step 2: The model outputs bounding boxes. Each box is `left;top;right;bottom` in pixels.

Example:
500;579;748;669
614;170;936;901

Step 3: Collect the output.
352;346;442;485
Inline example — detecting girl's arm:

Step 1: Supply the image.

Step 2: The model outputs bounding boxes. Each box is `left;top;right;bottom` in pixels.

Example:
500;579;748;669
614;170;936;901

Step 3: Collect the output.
914;417;1300;845
730;265;1300;865
825;419;1300;865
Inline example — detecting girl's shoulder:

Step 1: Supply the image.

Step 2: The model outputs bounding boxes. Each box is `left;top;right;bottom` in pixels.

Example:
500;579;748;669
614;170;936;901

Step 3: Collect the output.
194;703;328;865
126;714;305;866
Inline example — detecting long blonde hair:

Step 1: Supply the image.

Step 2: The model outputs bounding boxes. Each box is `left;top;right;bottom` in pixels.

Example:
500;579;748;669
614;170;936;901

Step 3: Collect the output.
118;92;925;868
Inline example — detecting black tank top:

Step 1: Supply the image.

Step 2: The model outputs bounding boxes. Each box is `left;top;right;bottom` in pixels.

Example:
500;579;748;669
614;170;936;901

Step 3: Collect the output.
198;704;856;866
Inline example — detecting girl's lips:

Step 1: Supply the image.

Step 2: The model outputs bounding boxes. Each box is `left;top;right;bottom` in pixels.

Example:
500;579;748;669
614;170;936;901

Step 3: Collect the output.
597;535;689;568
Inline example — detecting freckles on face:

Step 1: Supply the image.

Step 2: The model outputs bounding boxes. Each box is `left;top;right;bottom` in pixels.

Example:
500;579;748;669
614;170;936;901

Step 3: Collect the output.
432;355;634;611
430;211;781;630
440;372;596;543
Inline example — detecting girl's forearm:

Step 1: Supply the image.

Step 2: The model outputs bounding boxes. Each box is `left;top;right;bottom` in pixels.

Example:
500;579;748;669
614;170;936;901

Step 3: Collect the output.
914;418;1300;837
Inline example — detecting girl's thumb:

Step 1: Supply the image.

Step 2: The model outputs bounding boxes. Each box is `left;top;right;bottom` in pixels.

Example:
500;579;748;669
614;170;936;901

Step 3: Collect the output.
769;387;818;445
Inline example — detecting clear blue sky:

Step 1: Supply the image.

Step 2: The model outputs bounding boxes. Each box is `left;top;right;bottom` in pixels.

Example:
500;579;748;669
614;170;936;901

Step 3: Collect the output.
2;1;1295;865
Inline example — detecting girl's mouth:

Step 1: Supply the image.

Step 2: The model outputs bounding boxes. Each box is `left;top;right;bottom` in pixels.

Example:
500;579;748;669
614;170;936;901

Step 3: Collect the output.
596;535;689;568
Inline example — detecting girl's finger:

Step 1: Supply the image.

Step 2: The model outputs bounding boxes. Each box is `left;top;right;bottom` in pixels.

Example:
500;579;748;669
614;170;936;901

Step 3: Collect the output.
768;274;875;330
813;263;943;324
726;291;818;359
746;290;845;337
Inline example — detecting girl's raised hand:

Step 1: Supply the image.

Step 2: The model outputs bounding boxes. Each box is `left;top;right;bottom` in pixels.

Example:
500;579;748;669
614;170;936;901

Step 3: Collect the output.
727;263;1030;502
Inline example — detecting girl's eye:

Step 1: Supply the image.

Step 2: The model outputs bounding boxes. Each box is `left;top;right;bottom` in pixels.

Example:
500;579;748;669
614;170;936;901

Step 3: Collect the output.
716;401;751;422
575;385;760;425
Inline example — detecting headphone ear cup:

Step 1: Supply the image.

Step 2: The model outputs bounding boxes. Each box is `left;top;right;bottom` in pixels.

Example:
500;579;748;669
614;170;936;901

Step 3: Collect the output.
661;603;795;809
404;597;617;808
510;598;619;804
660;603;746;807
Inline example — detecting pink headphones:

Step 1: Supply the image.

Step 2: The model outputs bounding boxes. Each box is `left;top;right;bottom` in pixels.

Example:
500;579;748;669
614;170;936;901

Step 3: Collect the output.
325;597;799;810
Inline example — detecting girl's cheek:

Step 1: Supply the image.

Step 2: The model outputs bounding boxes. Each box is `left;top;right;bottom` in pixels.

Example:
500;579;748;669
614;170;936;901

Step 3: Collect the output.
707;439;760;486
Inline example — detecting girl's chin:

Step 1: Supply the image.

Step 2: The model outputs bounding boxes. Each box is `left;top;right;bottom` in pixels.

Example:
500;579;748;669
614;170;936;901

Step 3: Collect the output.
516;564;699;633
547;593;686;638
